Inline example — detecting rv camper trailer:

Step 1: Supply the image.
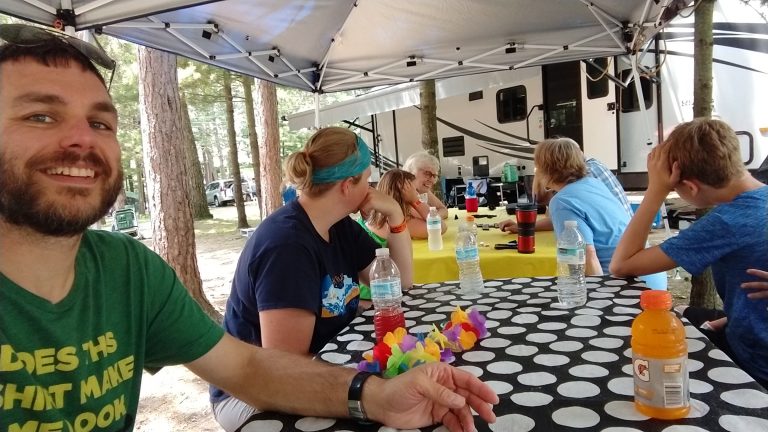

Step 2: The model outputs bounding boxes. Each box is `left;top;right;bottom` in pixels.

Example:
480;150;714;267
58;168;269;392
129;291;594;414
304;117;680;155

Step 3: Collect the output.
288;0;768;191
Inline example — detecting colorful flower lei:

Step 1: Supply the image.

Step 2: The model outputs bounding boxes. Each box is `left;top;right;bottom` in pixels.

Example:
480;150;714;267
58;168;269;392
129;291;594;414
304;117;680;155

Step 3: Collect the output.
357;306;488;377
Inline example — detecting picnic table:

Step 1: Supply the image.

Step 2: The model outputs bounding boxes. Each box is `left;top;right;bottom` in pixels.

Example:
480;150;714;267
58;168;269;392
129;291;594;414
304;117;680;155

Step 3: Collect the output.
239;276;768;432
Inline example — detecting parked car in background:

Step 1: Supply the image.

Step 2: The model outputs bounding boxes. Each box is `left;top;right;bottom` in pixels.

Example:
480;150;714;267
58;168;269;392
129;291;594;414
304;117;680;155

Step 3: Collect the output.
205;179;250;207
206;180;231;207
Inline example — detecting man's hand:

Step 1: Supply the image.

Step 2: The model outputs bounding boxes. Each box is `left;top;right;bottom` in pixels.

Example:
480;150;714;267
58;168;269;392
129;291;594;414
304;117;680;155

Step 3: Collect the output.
365;363;498;432
742;268;768;299
498;219;518;234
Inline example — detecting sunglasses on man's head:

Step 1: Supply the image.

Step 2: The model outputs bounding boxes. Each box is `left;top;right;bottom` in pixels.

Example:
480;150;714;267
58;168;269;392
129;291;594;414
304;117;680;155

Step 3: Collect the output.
0;23;116;88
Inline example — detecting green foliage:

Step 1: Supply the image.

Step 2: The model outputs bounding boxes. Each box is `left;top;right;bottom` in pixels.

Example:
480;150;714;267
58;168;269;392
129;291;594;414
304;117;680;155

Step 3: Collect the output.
101;37;143;191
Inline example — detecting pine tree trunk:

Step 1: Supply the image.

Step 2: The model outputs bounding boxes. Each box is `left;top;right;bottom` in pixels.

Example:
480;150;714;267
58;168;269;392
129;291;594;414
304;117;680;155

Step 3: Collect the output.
420;79;442;200
114;189;127;210
222;72;249;229
217;140;227;179
693;0;715;119
203;147;214;184
242;76;263;221
137;46;220;321
254;79;282;216
134;156;146;215
180;94;213;220
689;0;718;309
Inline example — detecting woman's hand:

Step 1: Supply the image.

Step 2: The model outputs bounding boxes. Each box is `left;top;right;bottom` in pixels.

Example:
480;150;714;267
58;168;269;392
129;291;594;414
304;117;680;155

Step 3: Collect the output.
360;188;405;224
404;181;421;204
498;219;518;234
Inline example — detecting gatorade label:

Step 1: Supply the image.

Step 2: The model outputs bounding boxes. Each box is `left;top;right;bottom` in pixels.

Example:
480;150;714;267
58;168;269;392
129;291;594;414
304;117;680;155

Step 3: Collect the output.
557;247;585;264
632;354;690;408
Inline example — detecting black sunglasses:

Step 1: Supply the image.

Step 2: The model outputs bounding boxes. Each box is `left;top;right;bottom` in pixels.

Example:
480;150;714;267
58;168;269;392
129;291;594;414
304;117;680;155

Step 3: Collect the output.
0;23;116;88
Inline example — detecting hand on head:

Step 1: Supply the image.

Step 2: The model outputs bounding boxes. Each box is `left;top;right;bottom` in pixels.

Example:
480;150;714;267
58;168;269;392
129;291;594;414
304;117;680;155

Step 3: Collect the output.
368;362;498;431
404;181;421;204
647;144;680;194
359;187;404;224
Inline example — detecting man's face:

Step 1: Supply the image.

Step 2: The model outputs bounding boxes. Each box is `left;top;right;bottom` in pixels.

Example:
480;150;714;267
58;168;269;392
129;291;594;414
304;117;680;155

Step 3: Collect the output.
414;165;438;193
0;58;122;236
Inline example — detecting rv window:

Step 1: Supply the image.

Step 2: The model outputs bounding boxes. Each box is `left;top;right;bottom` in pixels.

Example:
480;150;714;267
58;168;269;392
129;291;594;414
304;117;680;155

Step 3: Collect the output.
496;85;527;123
443;136;465;157
620;70;653;113
585;58;609;99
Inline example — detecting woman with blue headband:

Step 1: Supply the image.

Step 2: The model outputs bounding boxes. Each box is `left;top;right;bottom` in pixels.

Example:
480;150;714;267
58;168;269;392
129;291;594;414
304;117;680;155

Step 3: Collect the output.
211;127;414;431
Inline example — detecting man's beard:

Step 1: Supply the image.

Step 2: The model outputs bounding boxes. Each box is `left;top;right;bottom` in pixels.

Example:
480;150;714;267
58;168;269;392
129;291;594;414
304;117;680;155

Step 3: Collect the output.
0;149;123;237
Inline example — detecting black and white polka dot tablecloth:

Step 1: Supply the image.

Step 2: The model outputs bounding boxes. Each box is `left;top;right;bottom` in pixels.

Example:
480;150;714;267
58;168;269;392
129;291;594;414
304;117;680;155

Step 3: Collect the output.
238;277;768;432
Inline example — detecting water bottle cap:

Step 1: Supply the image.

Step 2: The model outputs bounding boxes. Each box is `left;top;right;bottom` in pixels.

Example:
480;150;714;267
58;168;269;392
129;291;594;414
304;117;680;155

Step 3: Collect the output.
429;206;437;211
375;248;390;257
465;215;475;222
564;220;577;227
640;290;672;310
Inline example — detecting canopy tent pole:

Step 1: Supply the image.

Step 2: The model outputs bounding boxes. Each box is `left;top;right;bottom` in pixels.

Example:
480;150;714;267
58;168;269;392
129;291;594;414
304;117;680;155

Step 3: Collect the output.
314;93;320;129
514;27;621;69
317;0;360;91
582;0;626;50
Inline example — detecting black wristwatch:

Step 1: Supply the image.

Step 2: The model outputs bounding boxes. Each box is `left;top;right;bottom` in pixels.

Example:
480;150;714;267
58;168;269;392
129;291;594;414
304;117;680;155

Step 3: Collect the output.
347;371;375;423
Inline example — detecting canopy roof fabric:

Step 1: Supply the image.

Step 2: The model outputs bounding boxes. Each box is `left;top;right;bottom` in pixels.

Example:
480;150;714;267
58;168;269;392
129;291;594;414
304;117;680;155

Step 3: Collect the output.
0;0;686;92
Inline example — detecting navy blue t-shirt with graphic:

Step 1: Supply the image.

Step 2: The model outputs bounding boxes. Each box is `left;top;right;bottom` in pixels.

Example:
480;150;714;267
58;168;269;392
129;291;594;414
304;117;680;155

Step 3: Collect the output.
211;200;377;403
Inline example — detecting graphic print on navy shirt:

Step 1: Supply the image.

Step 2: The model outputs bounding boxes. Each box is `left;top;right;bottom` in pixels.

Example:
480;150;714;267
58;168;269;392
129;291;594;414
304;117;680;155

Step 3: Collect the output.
321;273;360;317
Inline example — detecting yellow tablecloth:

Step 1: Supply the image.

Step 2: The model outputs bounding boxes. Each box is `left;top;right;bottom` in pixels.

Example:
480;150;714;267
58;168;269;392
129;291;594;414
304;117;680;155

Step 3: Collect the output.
412;208;556;284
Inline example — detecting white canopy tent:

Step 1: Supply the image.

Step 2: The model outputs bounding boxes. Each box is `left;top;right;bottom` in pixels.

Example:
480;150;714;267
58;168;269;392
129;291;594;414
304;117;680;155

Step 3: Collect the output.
0;0;688;93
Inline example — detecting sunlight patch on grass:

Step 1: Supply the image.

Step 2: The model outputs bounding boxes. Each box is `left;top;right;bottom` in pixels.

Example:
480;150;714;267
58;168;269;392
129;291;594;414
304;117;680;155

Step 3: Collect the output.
194;219;240;235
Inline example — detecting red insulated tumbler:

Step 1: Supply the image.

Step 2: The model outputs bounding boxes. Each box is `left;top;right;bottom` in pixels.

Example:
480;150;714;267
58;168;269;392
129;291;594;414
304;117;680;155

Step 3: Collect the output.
515;204;537;254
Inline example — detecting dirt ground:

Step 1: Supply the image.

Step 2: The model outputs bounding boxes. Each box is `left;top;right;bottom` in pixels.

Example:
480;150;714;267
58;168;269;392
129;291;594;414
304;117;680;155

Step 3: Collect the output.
134;204;257;432
132;204;692;431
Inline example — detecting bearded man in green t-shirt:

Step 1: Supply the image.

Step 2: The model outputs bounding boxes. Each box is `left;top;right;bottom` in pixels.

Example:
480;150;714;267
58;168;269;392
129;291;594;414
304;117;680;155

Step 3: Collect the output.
0;24;498;432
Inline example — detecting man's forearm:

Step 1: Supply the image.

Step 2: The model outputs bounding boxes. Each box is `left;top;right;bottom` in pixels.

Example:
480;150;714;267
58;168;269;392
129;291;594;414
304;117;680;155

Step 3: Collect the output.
230;346;358;417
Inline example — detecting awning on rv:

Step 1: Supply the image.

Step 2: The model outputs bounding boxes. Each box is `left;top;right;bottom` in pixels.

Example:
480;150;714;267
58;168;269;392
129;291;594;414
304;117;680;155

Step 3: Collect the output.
287;69;532;130
0;0;687;93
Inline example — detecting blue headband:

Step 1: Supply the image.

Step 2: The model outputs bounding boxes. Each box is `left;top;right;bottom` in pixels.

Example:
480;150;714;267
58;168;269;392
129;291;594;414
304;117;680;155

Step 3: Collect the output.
311;135;371;184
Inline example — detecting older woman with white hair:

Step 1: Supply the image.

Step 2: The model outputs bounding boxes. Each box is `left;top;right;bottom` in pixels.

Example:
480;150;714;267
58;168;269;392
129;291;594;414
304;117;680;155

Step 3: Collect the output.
403;151;448;219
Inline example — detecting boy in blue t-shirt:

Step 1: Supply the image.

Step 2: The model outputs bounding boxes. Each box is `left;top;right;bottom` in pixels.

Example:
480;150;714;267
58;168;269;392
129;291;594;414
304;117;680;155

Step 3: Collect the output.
610;118;768;388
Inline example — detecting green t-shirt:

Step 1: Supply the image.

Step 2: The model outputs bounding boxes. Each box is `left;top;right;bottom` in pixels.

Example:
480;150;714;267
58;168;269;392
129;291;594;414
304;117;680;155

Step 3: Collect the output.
0;230;224;431
356;218;387;300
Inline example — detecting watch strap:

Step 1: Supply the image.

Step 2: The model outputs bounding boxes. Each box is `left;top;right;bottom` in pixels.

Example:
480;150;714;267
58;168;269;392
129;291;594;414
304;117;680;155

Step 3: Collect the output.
347;372;375;422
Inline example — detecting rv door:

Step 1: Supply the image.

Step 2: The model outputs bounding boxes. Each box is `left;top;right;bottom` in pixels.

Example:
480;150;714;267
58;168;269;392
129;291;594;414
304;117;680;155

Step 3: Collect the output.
542;59;618;169
581;58;619;170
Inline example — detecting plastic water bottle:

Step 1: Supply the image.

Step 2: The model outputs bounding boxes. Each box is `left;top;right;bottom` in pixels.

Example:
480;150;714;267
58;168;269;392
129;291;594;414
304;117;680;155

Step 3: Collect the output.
369;248;406;342
427;206;443;251
455;215;484;294
556;220;586;307
632;290;690;419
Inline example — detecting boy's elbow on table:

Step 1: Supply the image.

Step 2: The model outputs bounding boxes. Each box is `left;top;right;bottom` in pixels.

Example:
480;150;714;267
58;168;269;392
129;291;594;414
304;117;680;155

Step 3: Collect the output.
609;259;631;277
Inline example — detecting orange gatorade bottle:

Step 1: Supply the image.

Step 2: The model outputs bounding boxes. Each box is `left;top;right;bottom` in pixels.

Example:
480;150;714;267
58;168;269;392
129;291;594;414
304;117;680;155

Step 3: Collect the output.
631;290;690;419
